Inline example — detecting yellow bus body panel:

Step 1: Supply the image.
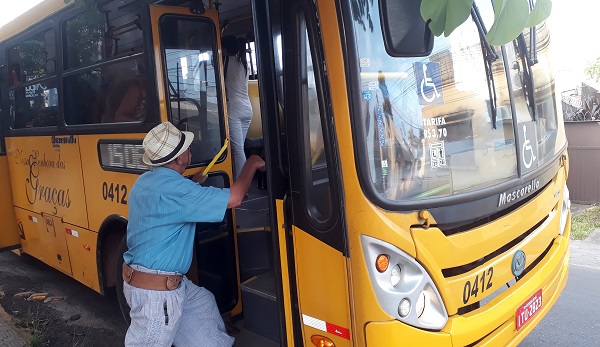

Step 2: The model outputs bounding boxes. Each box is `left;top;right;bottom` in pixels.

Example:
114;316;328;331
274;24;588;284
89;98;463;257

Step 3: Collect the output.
14;208;72;276
365;320;451;346
292;227;351;347
412;168;567;315
77;134;143;231
0;156;20;248
64;223;100;293
0;0;69;41
6;136;89;228
276;199;295;345
410;168;569;346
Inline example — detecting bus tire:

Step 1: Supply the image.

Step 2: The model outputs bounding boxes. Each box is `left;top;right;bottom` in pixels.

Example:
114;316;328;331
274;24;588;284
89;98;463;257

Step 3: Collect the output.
116;235;131;325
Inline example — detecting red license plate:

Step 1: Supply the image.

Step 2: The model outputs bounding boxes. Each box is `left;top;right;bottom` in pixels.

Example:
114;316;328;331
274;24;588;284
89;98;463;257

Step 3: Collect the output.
515;289;543;331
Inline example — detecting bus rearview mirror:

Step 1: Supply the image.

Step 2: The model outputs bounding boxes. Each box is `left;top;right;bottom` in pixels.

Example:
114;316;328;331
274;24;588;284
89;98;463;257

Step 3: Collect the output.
379;0;434;57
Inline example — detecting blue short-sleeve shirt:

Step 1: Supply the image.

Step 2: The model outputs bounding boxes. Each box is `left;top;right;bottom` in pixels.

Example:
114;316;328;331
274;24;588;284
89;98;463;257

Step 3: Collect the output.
123;167;230;273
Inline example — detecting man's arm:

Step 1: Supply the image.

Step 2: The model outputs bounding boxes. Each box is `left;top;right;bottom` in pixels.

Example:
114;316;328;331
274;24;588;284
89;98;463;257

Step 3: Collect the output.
227;155;265;208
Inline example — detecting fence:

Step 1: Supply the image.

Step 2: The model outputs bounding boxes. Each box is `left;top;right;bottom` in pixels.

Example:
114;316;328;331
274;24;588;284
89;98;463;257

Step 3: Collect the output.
565;121;600;204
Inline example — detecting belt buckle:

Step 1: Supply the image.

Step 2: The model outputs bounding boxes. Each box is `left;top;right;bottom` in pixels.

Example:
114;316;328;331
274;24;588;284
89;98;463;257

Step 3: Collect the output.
123;265;134;284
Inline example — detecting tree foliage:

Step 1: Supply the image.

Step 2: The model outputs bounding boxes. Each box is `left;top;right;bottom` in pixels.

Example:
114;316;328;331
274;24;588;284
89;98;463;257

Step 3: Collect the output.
421;0;552;45
585;58;600;83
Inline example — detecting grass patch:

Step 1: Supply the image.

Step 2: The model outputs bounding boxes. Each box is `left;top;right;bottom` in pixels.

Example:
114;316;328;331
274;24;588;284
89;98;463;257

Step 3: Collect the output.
571;206;600;240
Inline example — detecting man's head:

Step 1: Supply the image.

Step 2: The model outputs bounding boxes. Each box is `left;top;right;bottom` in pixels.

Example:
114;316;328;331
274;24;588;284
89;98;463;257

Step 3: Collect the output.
142;122;194;171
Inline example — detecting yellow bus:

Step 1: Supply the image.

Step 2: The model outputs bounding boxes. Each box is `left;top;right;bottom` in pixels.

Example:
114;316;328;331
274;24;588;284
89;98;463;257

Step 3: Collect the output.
0;0;570;346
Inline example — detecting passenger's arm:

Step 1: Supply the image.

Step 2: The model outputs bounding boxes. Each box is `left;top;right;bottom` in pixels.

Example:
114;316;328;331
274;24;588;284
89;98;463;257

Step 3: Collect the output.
227;155;265;208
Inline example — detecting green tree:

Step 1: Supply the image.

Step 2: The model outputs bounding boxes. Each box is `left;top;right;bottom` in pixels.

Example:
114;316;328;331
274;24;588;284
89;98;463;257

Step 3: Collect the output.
585;58;600;83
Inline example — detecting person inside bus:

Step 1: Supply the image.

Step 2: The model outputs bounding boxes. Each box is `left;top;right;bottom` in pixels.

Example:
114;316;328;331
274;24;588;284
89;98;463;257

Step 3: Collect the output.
122;121;265;347
222;35;253;179
113;64;147;123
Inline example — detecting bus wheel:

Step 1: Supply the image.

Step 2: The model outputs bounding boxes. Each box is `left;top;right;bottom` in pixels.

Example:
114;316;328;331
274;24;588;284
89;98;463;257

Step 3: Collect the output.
116;235;131;325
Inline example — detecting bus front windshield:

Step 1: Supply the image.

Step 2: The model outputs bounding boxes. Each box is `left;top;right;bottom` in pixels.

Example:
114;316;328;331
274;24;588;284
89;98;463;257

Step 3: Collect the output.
349;0;563;203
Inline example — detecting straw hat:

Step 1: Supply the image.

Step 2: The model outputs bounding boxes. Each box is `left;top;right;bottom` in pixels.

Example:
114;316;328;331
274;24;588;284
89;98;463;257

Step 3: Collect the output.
142;122;194;166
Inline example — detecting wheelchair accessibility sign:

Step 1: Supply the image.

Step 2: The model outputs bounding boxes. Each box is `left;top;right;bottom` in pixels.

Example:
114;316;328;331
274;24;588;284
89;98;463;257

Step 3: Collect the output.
414;61;444;105
517;122;539;174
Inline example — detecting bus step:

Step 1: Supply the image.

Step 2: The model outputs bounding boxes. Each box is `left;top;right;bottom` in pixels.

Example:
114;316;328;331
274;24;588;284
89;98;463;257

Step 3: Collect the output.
240;271;279;342
237;228;273;283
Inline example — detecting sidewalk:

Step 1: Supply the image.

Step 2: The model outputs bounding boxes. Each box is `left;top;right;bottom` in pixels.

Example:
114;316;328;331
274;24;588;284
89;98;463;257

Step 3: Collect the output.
569;203;600;270
0;306;26;347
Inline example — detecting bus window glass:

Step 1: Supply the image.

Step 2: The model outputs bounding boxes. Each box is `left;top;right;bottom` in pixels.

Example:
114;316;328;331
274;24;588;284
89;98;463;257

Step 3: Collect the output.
525;26;561;166
64;0;143;69
245;41;258;79
351;0;520;201
64;58;145;124
10;80;59;129
504;27;560;168
9;30;55;84
505;42;534;124
160;17;223;165
64;7;105;69
300;17;332;222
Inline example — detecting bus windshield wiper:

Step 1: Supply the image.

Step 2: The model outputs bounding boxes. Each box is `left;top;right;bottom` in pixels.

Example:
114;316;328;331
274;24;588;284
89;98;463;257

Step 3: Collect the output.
528;0;538;65
514;34;537;120
471;4;499;129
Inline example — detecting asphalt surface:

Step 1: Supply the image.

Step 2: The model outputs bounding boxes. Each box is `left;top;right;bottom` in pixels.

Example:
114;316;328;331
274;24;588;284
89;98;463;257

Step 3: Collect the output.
0;204;600;347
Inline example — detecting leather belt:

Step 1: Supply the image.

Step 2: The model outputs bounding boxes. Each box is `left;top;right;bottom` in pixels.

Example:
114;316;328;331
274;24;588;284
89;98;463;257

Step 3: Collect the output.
122;263;182;291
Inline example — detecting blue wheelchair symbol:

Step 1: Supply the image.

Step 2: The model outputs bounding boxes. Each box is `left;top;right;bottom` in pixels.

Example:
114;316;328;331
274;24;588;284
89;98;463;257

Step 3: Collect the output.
414;62;444;105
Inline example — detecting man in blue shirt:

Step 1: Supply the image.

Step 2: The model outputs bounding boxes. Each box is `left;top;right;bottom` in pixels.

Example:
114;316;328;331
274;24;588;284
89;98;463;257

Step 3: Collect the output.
122;121;265;347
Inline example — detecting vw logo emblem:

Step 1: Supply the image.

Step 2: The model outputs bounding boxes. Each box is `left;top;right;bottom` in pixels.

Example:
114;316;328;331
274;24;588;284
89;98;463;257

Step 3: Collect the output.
512;250;526;276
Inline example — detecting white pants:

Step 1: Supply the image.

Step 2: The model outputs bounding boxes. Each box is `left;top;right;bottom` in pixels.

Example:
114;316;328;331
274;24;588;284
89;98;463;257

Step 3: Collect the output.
124;265;234;347
227;100;253;179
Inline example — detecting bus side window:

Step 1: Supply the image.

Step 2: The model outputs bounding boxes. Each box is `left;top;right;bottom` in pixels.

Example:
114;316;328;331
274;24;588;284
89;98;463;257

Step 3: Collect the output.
62;0;145;126
6;28;58;129
63;59;146;125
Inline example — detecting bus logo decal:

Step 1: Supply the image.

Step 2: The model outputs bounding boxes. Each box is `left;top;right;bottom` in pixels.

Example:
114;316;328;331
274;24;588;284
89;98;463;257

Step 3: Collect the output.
498;179;540;207
512;250;526;276
414;62;444;105
52;135;77;147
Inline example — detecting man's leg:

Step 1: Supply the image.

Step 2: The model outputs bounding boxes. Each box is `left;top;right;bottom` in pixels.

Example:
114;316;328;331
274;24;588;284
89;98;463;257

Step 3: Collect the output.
172;278;234;347
124;281;184;347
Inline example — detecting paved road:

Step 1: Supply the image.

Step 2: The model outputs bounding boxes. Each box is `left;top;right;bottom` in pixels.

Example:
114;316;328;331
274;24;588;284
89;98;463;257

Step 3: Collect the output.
520;264;600;346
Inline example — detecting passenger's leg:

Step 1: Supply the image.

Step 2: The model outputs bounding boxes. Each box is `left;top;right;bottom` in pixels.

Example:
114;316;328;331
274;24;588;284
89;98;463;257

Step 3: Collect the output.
228;108;245;179
172;278;234;347
124;281;184;347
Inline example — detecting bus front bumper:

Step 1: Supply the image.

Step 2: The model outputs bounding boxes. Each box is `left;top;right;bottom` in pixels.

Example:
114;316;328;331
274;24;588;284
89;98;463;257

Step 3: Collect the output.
365;233;570;347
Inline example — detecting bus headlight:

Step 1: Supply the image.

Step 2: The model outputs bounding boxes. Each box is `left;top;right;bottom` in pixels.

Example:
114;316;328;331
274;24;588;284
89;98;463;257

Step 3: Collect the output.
361;235;448;330
391;265;402;287
559;185;570;235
